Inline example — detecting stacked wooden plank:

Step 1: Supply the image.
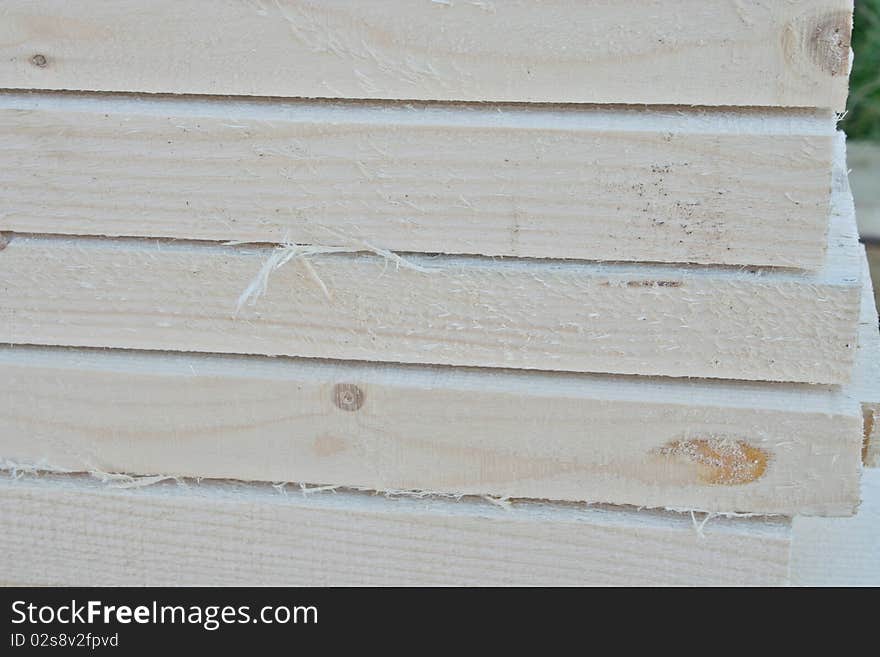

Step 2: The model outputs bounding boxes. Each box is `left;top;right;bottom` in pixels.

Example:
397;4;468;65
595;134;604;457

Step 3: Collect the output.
0;0;876;586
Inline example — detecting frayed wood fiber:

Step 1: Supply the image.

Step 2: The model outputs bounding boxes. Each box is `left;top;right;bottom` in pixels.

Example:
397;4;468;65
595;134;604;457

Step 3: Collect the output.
0;462;781;527
0;464;486;506
235;239;432;311
0;1;852;110
0;92;837;269
0;138;861;383
0;473;793;586
0;459;178;489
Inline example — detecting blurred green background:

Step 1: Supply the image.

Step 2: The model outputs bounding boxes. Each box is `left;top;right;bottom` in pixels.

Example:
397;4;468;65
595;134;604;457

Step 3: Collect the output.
844;0;880;140
846;1;880;313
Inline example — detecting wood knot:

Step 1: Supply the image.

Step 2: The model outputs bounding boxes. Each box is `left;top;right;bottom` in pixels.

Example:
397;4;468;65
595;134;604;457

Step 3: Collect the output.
30;54;49;68
658;437;769;485
333;383;364;411
785;11;851;77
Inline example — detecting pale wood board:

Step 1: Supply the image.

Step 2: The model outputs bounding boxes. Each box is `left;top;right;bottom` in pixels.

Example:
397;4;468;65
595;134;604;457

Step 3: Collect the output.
0;1;852;110
792;468;880;585
0;341;865;515
0;148;862;384
0;474;793;586
0;230;858;384
0;92;835;268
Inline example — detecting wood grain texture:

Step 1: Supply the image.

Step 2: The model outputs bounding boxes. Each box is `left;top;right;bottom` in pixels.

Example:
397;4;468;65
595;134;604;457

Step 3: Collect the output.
0;153;861;383
0;92;835;268
0;1;852;110
0;474;793;586
0;344;864;515
0;231;860;383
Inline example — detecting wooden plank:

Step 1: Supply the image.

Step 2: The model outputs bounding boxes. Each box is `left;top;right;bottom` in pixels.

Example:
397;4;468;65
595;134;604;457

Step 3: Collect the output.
0;343;863;515
0;92;835;269
0;1;852;110
0;146;861;383
0;228;859;384
792;468;880;585
0;474;793;586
